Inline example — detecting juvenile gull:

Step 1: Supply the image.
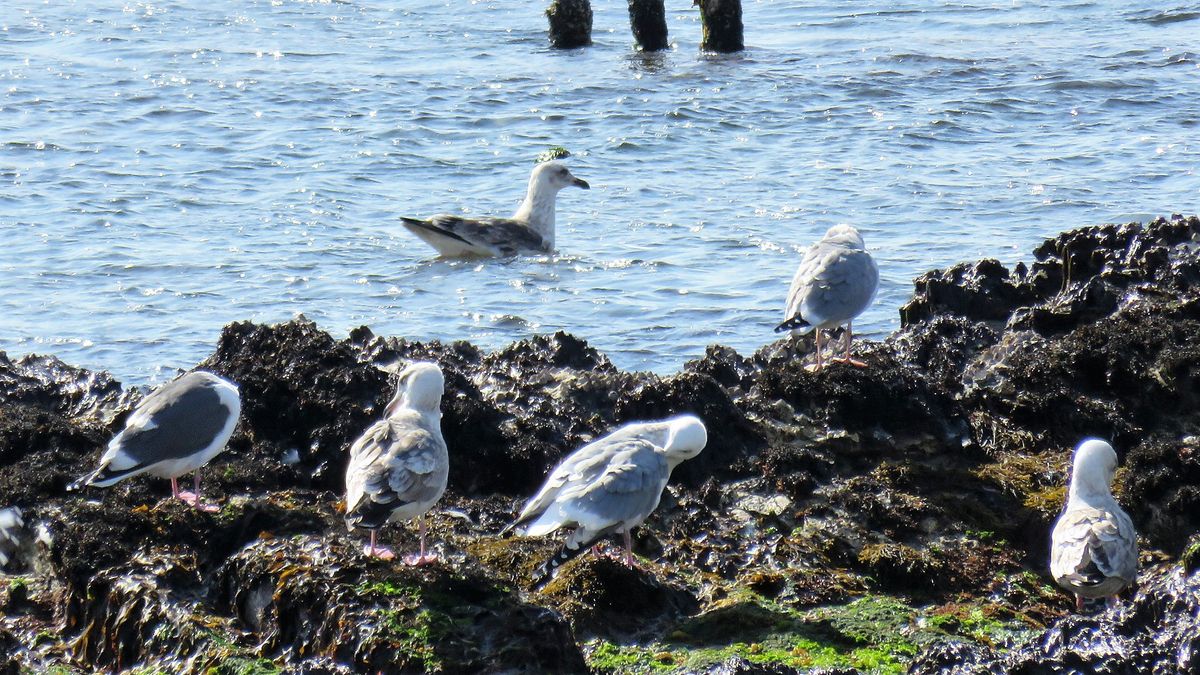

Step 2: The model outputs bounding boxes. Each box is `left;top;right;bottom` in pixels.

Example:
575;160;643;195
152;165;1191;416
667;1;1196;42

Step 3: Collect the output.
72;371;241;512
400;161;589;257
0;507;21;568
504;414;707;584
345;361;448;564
775;224;879;370
1050;439;1138;611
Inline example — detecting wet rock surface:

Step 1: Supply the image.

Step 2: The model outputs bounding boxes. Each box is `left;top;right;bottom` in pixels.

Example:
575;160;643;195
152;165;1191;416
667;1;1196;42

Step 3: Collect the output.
0;215;1199;673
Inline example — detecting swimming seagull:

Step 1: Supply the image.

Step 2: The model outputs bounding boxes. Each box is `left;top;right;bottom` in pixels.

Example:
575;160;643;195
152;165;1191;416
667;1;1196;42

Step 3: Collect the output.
400;161;590;257
72;371;241;512
775;224;879;370
1050;439;1138;611
345;361;448;564
503;414;707;584
0;507;22;568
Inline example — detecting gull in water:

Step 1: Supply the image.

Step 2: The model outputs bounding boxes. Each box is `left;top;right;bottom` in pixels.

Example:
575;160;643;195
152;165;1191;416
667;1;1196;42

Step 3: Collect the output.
775;224;879;370
503;414;707;584
72;371;241;512
345;362;448;564
400;161;590;257
0;507;22;568
1050;439;1138;611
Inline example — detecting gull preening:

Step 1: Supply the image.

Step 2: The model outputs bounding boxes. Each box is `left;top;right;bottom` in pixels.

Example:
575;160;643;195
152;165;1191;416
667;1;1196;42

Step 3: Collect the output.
1050;439;1138;611
400;161;590;257
775;224;879;370
72;371;241;512
345;361;449;564
503;414;707;584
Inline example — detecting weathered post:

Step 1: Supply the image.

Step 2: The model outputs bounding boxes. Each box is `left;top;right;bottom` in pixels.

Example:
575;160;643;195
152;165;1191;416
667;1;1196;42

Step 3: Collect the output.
696;0;743;53
628;0;669;51
547;0;593;49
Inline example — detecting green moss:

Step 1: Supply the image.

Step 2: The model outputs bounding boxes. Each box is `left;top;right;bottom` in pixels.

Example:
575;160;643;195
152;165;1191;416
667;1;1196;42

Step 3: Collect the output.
7;576;28;592
379;607;452;672
587;642;676;673
1182;534;1200;572
813;596;918;652
205;657;281;675
536;146;571;162
357;579;422;601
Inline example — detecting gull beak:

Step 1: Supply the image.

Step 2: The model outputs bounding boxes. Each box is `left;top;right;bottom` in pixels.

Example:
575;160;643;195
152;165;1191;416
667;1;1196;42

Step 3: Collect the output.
571;176;590;190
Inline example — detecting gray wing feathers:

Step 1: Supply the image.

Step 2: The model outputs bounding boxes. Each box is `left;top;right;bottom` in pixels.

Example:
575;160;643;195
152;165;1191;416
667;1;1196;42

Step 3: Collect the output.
521;440;669;539
1051;505;1137;590
567;446;668;531
787;245;878;328
347;418;448;524
407;215;548;256
509;436;628;531
109;380;229;466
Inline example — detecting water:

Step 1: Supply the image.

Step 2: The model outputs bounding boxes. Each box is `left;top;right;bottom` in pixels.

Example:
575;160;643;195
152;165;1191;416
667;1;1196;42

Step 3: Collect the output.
1;1;1196;384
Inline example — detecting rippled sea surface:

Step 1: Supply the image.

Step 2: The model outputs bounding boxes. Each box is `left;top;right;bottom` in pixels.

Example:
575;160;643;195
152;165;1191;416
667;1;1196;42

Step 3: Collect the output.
1;0;1197;383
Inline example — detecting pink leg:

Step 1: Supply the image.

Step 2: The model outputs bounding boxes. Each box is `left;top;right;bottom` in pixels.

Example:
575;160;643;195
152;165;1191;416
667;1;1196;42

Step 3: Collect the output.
404;517;439;566
1075;595;1085;611
171;477;180;499
806;329;824;371
623;531;634;567
177;473;219;512
832;321;868;367
363;529;396;560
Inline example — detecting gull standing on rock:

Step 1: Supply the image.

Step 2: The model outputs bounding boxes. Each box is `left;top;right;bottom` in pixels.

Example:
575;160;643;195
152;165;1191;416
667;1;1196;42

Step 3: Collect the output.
400;161;590;257
503;414;707;584
345;362;448;564
775;224;879;370
72;371;241;512
1050;439;1138;611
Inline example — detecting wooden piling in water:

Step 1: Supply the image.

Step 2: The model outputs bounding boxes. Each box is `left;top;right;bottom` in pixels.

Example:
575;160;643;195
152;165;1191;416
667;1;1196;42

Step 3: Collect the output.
546;0;593;49
697;0;743;53
628;0;669;51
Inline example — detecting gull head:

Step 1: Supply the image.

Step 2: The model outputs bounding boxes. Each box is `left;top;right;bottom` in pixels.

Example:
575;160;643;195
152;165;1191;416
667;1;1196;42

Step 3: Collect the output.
530;161;590;193
662;414;708;466
1068;438;1119;500
385;361;445;416
821;224;866;250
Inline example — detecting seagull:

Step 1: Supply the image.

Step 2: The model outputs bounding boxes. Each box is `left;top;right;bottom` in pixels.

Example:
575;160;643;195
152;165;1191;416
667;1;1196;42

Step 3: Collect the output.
345;361;448;564
0;507;22;568
72;371;241;512
503;414;707;584
1050;439;1138;611
400;161;590;257
775;224;879;370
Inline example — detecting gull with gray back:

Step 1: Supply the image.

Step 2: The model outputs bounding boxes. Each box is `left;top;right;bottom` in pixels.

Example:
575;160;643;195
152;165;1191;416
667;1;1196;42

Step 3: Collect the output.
504;414;707;584
72;370;241;511
400;161;589;257
345;361;449;564
775;224;879;370
1050;438;1138;611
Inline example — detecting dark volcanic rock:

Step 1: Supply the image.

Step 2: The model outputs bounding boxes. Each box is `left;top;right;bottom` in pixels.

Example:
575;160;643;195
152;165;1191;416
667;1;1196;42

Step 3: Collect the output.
4;216;1200;673
201;317;390;492
0;352;136;423
911;563;1200;675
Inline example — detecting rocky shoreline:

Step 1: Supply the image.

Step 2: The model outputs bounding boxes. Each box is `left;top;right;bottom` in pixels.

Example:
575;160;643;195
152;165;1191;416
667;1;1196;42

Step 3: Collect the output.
2;215;1199;674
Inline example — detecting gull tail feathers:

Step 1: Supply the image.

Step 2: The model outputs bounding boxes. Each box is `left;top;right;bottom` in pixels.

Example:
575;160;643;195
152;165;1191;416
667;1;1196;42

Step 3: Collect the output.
400;217;472;245
531;540;592;586
774;315;811;333
69;463;139;491
345;495;404;532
